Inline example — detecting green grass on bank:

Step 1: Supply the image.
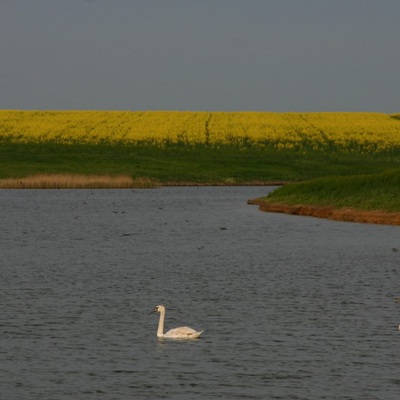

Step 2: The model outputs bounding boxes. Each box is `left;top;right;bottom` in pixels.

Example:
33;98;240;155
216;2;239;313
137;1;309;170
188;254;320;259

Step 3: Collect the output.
261;169;400;212
1;141;400;184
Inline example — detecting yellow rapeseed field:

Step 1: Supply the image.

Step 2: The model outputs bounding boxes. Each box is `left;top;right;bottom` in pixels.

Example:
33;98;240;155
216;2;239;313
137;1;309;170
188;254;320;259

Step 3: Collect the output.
1;110;400;153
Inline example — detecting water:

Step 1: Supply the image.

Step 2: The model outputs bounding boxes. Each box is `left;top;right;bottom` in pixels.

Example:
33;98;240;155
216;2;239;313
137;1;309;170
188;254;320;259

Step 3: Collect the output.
1;186;400;399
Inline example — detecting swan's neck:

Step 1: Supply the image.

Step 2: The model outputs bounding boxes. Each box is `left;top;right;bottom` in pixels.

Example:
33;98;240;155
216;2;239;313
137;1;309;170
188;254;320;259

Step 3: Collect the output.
157;309;165;337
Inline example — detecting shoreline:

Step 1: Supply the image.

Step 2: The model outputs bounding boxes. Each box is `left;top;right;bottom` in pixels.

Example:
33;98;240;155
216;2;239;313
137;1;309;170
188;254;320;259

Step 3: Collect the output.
248;199;400;226
0;174;288;189
160;181;287;187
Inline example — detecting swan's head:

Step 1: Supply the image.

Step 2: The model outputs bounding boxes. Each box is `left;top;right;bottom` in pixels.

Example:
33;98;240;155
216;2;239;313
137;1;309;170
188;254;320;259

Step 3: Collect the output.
153;305;165;313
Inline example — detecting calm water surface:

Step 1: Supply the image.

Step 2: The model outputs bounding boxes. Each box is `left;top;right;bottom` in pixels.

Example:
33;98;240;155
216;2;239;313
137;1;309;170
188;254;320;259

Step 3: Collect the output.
1;187;400;399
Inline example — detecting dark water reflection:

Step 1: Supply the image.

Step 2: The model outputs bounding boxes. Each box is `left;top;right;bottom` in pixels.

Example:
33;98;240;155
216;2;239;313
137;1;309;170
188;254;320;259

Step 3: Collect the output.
1;187;400;399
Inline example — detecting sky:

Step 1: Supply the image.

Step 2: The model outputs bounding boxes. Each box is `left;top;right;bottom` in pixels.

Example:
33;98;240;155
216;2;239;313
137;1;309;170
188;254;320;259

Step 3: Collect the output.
1;0;399;112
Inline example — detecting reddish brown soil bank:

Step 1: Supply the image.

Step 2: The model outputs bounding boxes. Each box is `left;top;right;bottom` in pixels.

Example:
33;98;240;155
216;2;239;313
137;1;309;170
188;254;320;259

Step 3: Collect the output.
248;199;400;226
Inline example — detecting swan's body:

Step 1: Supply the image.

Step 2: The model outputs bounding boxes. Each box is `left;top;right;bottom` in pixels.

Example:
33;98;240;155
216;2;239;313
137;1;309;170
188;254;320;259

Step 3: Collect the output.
152;305;204;339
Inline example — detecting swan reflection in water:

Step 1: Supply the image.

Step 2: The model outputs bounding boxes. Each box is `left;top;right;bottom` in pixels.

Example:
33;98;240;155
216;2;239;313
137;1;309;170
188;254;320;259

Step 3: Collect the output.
152;305;204;340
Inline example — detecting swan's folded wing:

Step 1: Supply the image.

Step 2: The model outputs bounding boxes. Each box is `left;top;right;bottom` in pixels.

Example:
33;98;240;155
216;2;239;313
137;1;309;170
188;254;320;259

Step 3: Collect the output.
165;326;197;336
164;326;204;339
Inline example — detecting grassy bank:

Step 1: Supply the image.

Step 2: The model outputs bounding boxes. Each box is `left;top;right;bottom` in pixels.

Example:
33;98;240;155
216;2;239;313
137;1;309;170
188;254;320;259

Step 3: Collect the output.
260;169;400;213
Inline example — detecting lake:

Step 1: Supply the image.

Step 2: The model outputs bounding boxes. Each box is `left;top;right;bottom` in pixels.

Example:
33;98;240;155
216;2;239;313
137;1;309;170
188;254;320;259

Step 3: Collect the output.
1;186;400;399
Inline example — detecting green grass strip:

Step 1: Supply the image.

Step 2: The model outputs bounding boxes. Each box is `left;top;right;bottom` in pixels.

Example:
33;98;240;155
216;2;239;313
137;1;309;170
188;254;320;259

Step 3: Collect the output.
2;141;400;184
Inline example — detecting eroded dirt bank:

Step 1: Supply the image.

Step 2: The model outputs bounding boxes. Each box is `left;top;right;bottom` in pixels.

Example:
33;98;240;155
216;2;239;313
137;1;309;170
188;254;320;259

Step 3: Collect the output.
248;199;400;226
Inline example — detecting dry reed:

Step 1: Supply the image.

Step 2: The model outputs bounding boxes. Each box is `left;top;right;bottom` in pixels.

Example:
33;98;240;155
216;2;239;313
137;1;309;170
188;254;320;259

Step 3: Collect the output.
0;174;158;189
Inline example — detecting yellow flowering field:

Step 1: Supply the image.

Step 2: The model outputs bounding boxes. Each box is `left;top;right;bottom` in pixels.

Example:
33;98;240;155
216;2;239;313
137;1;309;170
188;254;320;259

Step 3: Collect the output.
1;110;400;153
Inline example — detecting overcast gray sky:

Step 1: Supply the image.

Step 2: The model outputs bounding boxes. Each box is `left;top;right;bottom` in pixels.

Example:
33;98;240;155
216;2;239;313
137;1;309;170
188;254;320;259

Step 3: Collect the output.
1;0;399;112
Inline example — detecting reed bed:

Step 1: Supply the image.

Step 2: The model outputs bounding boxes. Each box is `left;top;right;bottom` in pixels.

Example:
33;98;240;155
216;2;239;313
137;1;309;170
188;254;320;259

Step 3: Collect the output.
0;174;158;189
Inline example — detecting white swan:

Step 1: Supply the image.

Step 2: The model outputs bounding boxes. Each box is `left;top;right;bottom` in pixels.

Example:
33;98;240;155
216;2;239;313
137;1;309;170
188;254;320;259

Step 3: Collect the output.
152;305;204;339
